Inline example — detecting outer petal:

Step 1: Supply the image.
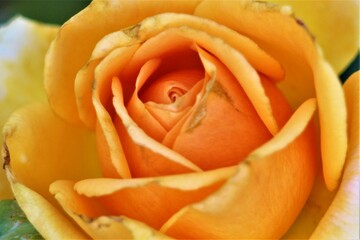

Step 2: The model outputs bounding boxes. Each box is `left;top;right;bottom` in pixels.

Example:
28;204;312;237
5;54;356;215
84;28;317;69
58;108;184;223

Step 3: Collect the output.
310;72;360;239
0;17;58;199
44;0;202;126
270;0;359;73
2;103;101;204
5;170;87;239
194;0;347;191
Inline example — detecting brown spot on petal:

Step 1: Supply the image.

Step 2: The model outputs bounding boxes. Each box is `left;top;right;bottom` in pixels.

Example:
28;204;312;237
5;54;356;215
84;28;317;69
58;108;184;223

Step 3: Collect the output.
123;24;141;39
2;143;10;169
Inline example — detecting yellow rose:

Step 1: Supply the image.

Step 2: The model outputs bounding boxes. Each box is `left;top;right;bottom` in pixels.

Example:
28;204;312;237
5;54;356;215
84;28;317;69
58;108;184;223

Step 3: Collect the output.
1;0;359;239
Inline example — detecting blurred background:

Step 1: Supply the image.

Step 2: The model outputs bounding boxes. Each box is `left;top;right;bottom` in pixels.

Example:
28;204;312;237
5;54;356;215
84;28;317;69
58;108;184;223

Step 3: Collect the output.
0;0;358;82
0;0;91;24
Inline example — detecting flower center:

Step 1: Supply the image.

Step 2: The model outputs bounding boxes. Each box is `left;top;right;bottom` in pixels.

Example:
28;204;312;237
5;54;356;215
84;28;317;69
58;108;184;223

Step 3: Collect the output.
168;87;187;102
139;68;204;105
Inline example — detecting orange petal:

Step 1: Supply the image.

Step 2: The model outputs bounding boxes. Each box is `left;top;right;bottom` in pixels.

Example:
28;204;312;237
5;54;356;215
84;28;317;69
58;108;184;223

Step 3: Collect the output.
248;98;316;159
50;180;171;239
93;95;131;179
194;0;347;191
44;0;201;126
128;12;284;81
121;14;281;135
2;103;101;204
92;45;140;179
310;71;360;239
125;59;168;141
161;99;317;238
171;46;276;170
112;76;202;176
194;0;315;109
73;167;235;229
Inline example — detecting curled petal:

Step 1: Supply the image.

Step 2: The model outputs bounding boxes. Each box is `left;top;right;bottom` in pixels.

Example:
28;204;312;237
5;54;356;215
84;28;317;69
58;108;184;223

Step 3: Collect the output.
6;171;87;239
50;180;171;239
45;0;202;126
194;0;347;190
93;45;139;178
310;72;360;239
122;13;281;135
313;60;347;190
112;76;203;176
73;167;235;229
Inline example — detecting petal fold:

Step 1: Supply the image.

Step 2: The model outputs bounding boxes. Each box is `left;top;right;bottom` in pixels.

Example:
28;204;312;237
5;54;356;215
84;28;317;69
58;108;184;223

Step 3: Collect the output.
44;0;201;126
5;170;87;239
310;71;360;239
194;0;347;190
50;180;171;239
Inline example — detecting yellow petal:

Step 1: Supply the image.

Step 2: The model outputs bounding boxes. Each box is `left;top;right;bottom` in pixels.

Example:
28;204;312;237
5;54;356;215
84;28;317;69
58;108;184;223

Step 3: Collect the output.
2;103;101;203
0;17;58;199
161;99;318;238
5;169;87;239
310;71;360;239
270;0;359;73
44;0;201;126
75;171;230;229
313;60;347;190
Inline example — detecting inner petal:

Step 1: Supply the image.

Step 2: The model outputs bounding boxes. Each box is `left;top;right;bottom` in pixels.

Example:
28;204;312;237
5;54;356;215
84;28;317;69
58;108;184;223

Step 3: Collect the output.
123;31;205;140
139;68;204;104
170;47;292;170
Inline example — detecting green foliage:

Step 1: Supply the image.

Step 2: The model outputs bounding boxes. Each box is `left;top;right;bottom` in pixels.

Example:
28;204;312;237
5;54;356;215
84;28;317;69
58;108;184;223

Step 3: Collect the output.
0;0;91;24
0;200;43;240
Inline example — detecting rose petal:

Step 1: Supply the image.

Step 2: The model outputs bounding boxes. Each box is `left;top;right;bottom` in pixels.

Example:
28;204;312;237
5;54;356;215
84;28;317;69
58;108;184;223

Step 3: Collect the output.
2;103;101;203
93;45;139;178
248;98;316;159
71;167;235;229
313;61;347;190
45;0;202;126
75;31;140;129
126;59;170;141
310;72;360;239
121;13;281;135
194;0;347;191
125;13;284;81
5;171;87;239
161;99;317;238
112;76;203;176
171;46;276;169
194;0;314;109
75;166;236;195
50;180;171;239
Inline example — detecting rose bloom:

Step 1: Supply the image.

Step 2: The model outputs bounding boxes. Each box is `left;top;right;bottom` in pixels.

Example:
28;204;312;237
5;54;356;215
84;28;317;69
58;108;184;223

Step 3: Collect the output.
0;0;359;239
